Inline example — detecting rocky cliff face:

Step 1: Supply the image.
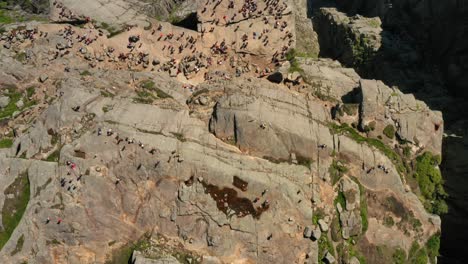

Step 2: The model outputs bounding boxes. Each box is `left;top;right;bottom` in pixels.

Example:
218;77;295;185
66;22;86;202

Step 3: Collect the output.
334;0;468;98
310;1;468;262
0;0;446;263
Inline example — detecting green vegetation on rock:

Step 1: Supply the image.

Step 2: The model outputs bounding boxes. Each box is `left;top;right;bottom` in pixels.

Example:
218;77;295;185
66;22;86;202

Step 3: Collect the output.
105;235;151;264
334;191;346;209
0;171;30;251
0;138;13;148
351;36;375;69
329;160;348;185
356;179;368;233
140;80;173;99
414;152;447;215
383;124;395;139
408;241;428;264
312;208;325;225
45;149;60;162
330;123;407;176
426;234;440;264
10;234;24;256
392;247;406;264
285;49;304;74
80;70;92;76
318;234;335;262
383;215;394;227
134;91;155;104
0;86;37;120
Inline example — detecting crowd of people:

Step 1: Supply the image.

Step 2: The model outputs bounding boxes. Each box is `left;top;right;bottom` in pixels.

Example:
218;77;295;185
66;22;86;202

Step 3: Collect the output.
1;0;298;85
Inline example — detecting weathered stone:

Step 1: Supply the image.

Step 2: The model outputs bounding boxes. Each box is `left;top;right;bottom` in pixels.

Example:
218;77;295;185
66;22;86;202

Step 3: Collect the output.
323;251;336;264
311;227;321;241
0;96;10;108
39;74;48;83
349;256;360;264
303;226;312;238
15;100;24;109
318;219;329;232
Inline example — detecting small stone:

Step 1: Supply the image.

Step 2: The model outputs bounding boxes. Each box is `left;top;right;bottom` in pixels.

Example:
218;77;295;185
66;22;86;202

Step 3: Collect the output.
336;202;343;213
3;42;11;49
15;99;24;108
39;74;49;83
197;177;204;182
318;219;329;232
199;96;208;105
303;226;312;238
290;153;298;164
0;96;10;108
170;210;177;222
56;42;66;50
324;251;336;264
349;256;360;264
311;227;322;241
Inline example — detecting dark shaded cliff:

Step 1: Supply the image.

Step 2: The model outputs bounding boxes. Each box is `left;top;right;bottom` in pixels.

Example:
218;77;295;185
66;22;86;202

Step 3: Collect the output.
335;0;468;98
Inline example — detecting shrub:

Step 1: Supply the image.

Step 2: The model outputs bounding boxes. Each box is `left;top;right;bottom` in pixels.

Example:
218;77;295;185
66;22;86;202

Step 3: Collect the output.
414;152;447;215
329;160;348;185
343;104;358;116
408;241;429;264
285;49;304;73
80;70;92;76
363;121;376;133
383;215;394;227
318;234;335;262
426;234;440;263
140;80;155;90
334;191;346;209
393;248;406;264
154;88;172;99
383;124;395;139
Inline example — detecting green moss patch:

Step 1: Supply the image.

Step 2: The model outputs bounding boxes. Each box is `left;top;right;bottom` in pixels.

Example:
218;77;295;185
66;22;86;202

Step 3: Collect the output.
329;160;348;185
414;152;447;215
0;138;13;149
383;124;395;139
0;171;30;251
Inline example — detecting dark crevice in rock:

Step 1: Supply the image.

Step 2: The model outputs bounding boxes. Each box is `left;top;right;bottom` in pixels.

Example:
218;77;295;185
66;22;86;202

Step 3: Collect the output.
171;12;198;31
